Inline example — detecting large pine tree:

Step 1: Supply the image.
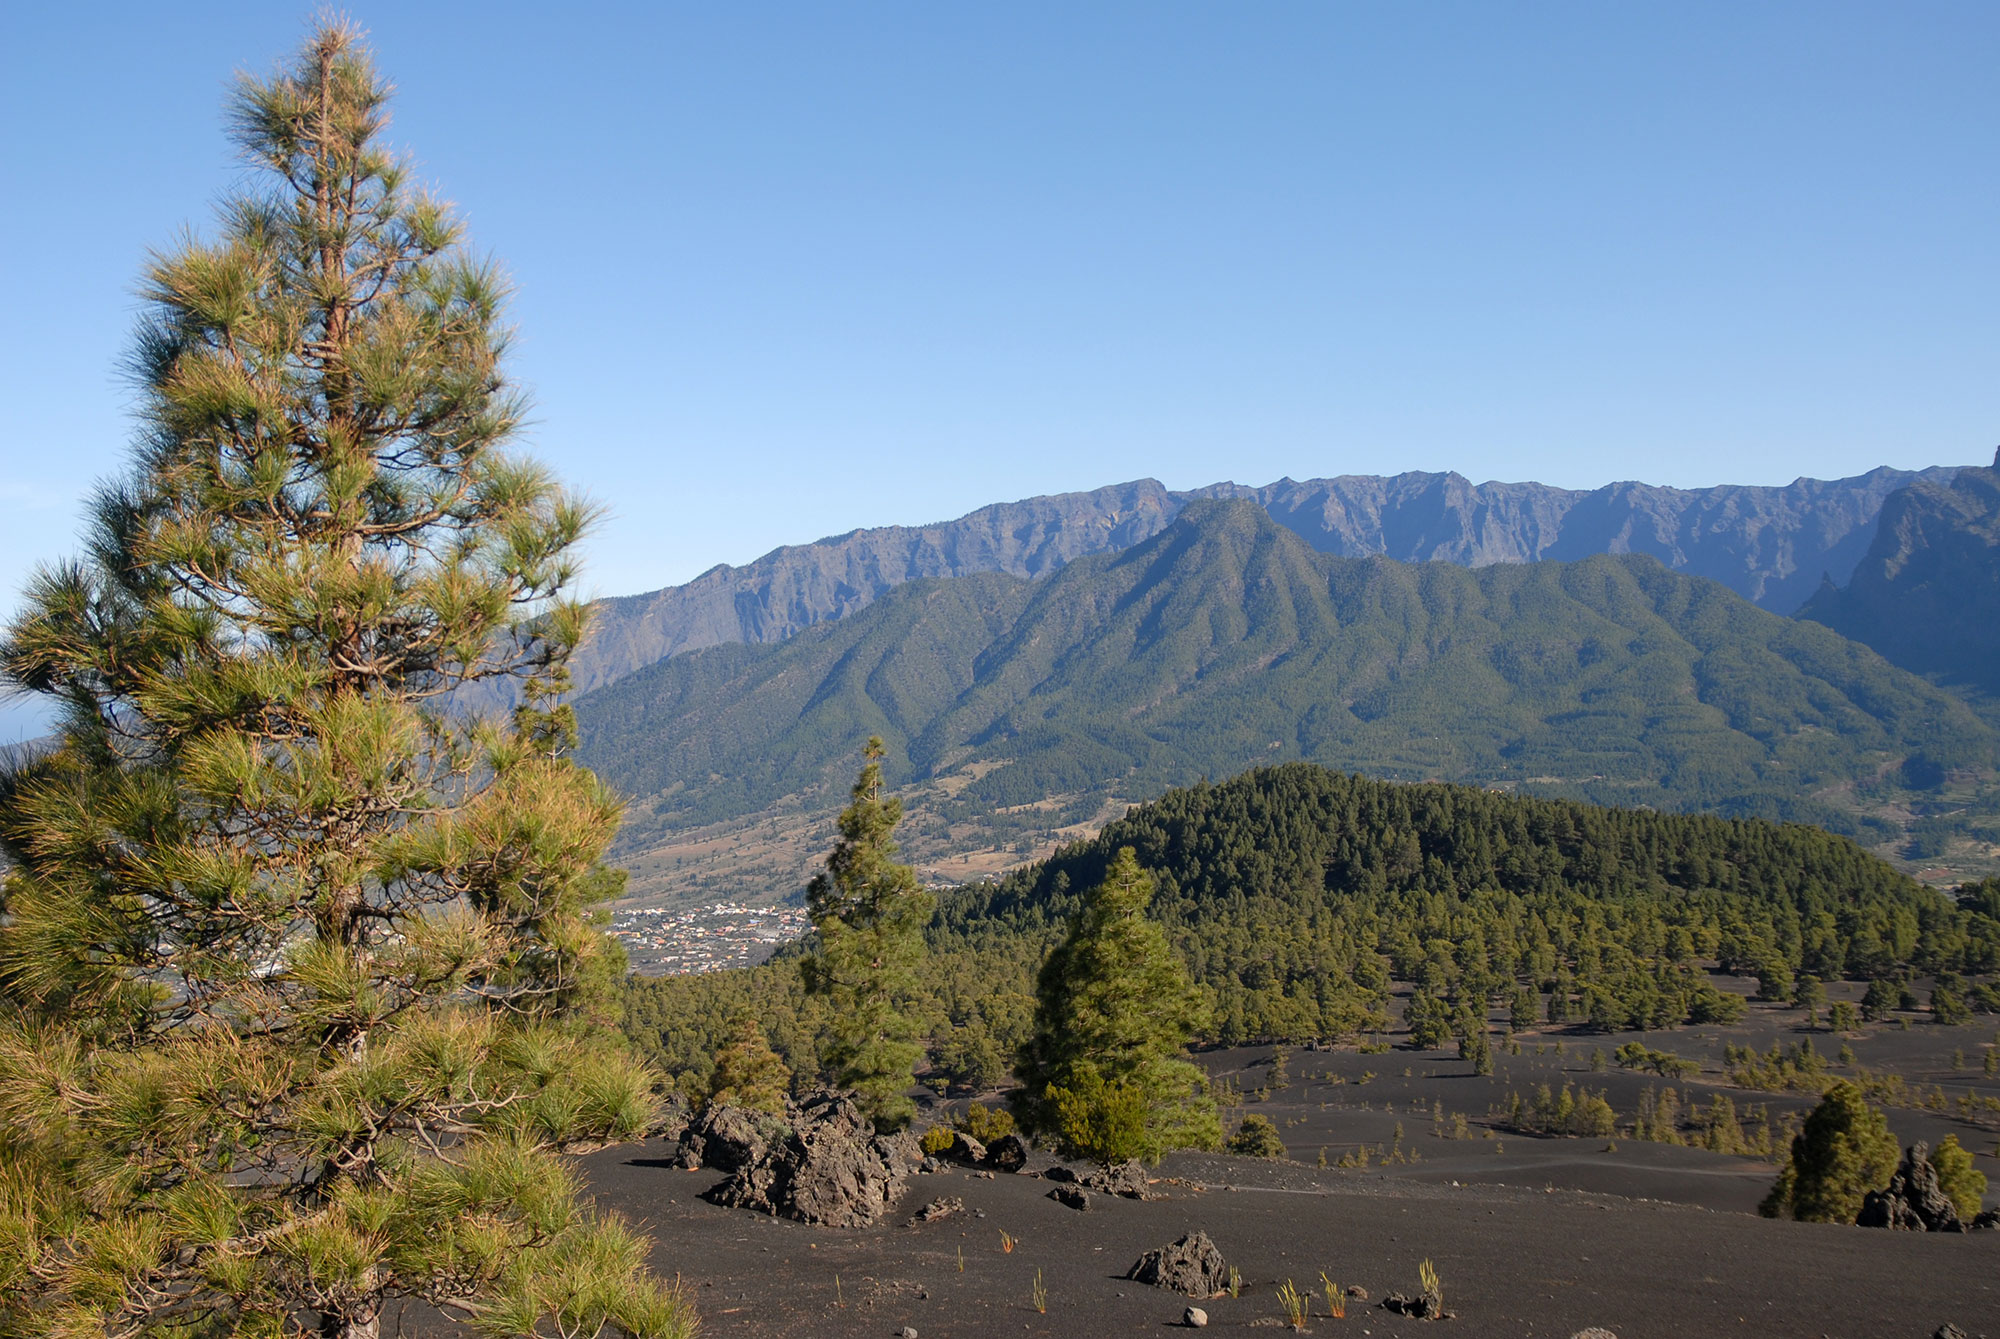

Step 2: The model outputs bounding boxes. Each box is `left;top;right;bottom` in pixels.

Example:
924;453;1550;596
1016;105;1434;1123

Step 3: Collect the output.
1015;847;1220;1163
804;737;934;1129
0;24;690;1339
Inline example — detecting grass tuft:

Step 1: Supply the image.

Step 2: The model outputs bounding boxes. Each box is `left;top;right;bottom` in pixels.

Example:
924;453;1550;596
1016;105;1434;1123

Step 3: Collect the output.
1277;1278;1309;1331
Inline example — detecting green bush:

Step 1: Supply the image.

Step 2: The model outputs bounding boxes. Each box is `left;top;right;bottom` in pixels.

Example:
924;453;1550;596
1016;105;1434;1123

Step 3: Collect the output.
955;1101;1017;1143
1760;1082;1898;1223
1933;1134;1987;1219
1227;1114;1288;1159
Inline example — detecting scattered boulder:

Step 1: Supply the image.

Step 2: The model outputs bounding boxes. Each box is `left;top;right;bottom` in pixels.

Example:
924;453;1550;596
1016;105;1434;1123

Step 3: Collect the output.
1047;1184;1092;1211
1127;1231;1231;1298
940;1130;987;1165
1082;1159;1153;1199
1856;1143;1964;1232
1972;1209;2000;1231
703;1090;915;1227
1345;1286;1369;1302
985;1133;1030;1172
899;1329;919;1339
1183;1305;1209;1328
909;1196;965;1224
1382;1293;1452;1320
1570;1330;1619;1339
1042;1165;1080;1184
1933;1326;1967;1339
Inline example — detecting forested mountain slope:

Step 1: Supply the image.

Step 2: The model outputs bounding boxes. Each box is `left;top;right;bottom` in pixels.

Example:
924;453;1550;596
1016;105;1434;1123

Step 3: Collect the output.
568;465;1957;699
1801;454;2000;701
578;500;1996;904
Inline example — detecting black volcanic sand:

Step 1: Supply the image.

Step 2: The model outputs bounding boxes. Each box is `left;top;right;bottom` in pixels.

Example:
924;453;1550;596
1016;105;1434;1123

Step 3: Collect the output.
583;989;1999;1338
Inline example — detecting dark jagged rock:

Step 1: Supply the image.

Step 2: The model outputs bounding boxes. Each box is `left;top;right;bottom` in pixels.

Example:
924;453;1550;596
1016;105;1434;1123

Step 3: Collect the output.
1856;1142;1964;1232
703;1090;916;1227
676;1102;784;1173
1080;1159;1153;1199
1046;1184;1091;1211
909;1196;965;1224
1042;1165;1079;1184
984;1133;1030;1173
1971;1208;2000;1231
1127;1232;1231;1298
941;1130;987;1165
1382;1292;1452;1320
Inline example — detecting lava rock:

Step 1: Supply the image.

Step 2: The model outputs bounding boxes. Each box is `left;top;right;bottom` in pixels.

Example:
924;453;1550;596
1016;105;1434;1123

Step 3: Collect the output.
1971;1209;2000;1231
1082;1158;1153;1199
1933;1326;1967;1339
1856;1142;1964;1232
1047;1184;1092;1211
703;1090;914;1227
942;1130;987;1165
1382;1292;1452;1320
1183;1306;1209;1328
1570;1330;1619;1339
1042;1165;1080;1184
910;1196;965;1224
985;1132;1030;1172
1127;1231;1231;1298
677;1101;785;1173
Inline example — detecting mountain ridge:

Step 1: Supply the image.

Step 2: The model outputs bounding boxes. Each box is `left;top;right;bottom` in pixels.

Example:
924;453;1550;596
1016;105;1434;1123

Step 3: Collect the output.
577;499;1997;906
567;464;1962;700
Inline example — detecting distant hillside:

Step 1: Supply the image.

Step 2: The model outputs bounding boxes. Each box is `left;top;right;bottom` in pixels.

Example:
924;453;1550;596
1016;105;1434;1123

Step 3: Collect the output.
577;500;1997;905
930;762;1994;1043
1801;455;2000;701
566;465;1958;699
625;764;1999;1079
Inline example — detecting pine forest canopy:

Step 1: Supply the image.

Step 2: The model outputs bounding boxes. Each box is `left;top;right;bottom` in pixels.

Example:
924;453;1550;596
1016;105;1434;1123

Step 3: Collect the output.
580;499;2000;902
625;762;2000;1093
0;24;689;1339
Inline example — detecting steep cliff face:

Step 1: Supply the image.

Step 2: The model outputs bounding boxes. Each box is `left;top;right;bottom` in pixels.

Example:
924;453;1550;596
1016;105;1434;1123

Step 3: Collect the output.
569;479;1182;696
1801;458;2000;698
568;465;1960;698
1197;466;1943;612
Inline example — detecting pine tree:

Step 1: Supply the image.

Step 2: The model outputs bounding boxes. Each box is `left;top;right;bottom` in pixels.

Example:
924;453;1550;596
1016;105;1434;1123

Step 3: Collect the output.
707;1016;793;1115
1931;1134;1988;1219
1759;1081;1899;1223
0;24;689;1339
1015;846;1221;1163
804;737;935;1129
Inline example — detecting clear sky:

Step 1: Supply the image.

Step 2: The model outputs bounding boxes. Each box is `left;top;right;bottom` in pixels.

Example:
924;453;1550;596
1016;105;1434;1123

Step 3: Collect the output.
3;2;1997;740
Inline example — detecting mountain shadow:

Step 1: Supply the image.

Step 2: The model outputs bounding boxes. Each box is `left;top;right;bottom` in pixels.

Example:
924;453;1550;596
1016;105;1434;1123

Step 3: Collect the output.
1800;452;2000;703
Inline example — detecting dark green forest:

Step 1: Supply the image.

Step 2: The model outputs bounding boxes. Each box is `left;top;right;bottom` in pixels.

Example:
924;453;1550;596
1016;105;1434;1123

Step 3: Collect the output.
582;501;1997;887
624;764;2000;1095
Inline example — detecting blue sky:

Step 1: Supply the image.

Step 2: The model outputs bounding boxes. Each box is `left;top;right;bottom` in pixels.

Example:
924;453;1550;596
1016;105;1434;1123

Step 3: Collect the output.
3;3;1997;740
